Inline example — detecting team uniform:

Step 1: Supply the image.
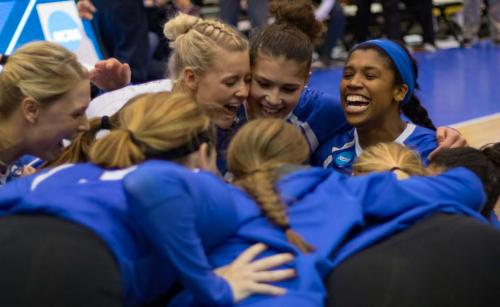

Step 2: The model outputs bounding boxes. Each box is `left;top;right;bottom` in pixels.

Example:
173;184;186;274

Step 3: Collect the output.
0;155;44;186
0;163;234;306
313;123;438;173
125;161;487;306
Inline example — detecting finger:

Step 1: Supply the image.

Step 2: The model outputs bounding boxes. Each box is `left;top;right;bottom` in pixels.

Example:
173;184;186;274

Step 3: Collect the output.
232;243;268;265
252;269;296;282
250;253;294;271
248;283;287;296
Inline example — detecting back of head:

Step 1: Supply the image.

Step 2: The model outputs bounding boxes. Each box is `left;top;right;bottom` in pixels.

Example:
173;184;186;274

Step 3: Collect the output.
0;41;88;119
89;91;211;169
353;142;427;179
249;0;325;76
430;144;500;216
164;13;248;84
228;118;313;253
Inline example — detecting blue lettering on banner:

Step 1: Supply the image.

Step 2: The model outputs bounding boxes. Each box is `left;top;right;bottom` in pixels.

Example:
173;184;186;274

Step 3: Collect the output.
48;10;81;51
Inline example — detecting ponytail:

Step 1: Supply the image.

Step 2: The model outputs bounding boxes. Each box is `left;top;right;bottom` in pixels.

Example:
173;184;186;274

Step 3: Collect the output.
90;129;145;168
228;118;314;253
401;95;436;130
235;169;314;254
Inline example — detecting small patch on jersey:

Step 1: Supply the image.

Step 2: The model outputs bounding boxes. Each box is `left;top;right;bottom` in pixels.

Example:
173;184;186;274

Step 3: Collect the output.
334;151;355;168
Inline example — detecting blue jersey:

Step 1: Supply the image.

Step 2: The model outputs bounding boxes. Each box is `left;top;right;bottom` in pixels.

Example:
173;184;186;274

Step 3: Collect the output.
125;162;487;306
0;155;44;186
285;88;349;153
313;123;438;173
0;162;236;306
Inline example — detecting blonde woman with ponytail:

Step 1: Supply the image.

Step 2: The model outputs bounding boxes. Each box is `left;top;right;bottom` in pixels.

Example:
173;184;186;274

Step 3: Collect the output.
0;92;295;306
158;118;490;306
87;12;250;173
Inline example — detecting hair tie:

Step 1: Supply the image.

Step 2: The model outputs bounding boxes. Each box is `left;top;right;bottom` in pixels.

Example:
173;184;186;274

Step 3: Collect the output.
0;54;8;66
390;166;402;172
101;116;111;130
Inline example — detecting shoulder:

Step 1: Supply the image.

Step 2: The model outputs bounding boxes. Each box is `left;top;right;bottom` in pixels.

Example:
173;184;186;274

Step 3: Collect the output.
404;124;438;163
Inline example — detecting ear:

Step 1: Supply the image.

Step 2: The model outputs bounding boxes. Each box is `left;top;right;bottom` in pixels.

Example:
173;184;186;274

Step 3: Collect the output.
21;97;40;124
393;84;409;103
197;142;219;175
182;67;199;93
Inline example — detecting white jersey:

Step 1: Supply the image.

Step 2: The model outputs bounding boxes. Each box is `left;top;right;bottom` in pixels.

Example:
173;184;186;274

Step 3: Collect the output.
86;79;173;118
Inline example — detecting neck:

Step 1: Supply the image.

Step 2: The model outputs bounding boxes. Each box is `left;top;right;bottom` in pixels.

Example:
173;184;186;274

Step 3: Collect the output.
357;118;407;149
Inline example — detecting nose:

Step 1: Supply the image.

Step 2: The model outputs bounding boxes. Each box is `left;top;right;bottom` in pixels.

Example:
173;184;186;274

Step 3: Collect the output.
265;89;282;106
78;115;90;132
235;79;249;99
347;73;363;89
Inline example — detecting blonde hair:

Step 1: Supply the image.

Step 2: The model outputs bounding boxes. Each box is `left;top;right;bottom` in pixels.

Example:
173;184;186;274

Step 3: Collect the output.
89;92;211;169
48;94;146;167
228;118;314;253
353;142;427;179
164;13;248;83
0;41;88;119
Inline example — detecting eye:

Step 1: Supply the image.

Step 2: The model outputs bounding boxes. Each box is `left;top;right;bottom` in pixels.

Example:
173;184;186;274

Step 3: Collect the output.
224;79;237;87
282;86;298;94
257;80;271;89
342;70;354;79
365;74;377;80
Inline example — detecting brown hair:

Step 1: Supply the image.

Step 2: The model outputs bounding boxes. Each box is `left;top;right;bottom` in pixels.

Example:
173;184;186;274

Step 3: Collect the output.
353;142;427;179
0;41;88;119
228;118;314;253
164;13;248;86
249;0;325;77
89;92;211;169
430;143;500;216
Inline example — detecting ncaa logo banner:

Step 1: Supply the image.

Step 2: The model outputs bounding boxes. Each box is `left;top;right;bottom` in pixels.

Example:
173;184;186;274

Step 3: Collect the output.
36;1;99;68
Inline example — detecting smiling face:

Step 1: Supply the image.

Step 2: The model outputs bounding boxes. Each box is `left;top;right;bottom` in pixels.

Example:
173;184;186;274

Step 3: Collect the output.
194;49;251;129
26;80;91;161
340;49;407;128
247;54;308;119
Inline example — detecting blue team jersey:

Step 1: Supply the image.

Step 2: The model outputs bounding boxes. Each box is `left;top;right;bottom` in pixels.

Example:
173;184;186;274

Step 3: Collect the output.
313;123;438;173
125;162;487;306
285;88;349;153
0;163;175;305
0;155;44;186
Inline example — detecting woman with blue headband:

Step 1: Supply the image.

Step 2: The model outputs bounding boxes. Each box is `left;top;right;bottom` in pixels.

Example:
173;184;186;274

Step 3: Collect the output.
314;39;438;173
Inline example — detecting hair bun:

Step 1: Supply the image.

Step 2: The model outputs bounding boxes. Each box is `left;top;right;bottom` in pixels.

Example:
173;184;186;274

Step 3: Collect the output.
163;13;200;41
269;0;324;44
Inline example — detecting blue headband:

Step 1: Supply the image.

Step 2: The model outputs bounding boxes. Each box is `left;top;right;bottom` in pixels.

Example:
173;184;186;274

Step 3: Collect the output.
354;39;416;105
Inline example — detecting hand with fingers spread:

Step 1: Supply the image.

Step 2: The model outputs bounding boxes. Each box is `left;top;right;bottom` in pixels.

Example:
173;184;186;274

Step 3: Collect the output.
90;58;131;92
429;127;468;160
214;243;296;303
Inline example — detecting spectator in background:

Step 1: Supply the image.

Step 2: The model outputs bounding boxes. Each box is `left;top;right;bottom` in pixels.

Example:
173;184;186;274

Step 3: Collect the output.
78;0;167;83
354;0;437;51
219;0;269;29
314;0;346;67
462;0;500;47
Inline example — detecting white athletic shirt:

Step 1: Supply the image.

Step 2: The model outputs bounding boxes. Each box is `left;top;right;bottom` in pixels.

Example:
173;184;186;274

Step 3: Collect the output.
86;79;173;118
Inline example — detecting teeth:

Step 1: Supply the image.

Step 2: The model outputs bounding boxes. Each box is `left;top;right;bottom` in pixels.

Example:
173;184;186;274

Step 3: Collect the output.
263;106;280;114
346;95;370;103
